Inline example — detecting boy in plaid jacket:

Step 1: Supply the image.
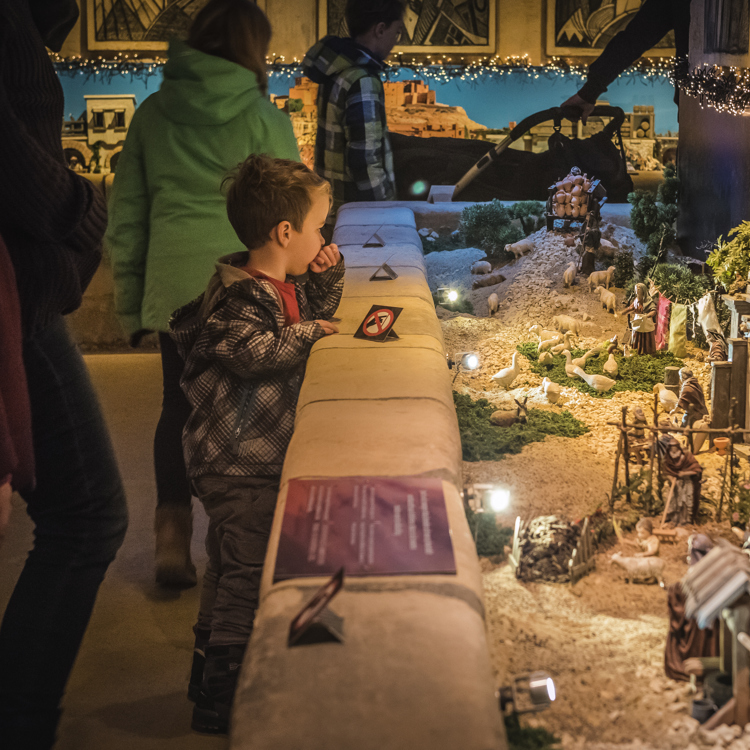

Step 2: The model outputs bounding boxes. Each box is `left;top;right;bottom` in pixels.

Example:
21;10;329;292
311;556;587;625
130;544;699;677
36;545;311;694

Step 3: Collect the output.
303;0;405;217
170;155;344;734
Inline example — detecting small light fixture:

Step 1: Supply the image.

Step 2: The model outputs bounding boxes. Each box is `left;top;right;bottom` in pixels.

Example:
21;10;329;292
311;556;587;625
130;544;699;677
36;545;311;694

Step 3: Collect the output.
498;671;556;714
463;483;510;513
437;286;459;305
447;351;480;382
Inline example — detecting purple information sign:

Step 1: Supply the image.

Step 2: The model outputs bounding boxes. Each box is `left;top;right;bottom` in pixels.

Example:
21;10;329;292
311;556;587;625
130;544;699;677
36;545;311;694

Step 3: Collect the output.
274;477;456;580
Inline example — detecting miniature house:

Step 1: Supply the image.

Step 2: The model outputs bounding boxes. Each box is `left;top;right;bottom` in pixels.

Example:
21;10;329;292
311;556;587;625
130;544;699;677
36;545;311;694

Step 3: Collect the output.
60;94;137;173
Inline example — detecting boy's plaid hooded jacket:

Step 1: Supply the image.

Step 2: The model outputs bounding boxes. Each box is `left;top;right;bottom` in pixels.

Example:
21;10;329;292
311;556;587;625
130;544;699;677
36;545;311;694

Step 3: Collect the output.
303;36;396;214
169;252;344;480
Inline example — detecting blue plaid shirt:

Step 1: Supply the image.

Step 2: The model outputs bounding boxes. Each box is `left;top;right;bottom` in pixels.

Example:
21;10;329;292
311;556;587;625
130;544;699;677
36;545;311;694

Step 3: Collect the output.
303;36;396;216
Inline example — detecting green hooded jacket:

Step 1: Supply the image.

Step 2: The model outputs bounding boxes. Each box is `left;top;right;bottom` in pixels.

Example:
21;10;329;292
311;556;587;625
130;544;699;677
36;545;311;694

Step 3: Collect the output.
106;39;300;337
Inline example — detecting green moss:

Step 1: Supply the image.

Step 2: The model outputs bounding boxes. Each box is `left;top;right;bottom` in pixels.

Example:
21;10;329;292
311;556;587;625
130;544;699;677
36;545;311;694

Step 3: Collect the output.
454;392;588;462
613;248;634;288
517;341;684;399
464;507;514;556
505;714;560;750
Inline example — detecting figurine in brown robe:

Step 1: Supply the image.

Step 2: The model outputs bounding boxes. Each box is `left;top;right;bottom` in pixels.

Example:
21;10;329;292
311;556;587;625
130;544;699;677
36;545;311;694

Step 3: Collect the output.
658;436;703;525
672;368;709;429
665;534;720;681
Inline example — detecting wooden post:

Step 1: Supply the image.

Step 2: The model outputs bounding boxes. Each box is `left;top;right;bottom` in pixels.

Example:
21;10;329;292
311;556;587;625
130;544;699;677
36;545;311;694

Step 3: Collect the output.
621;407;631;503
727;596;750;726
712;361;734;439
665;366;681;397
610;432;623;509
729;338;748;442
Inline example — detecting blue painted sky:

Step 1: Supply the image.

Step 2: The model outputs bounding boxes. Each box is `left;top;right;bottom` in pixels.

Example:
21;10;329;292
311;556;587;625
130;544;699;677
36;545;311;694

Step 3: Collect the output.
58;67;679;134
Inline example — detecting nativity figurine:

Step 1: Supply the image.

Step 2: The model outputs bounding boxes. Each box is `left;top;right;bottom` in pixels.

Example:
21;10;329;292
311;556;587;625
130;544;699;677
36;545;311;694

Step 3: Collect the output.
622;282;656;355
658;435;703;526
634;518;660;557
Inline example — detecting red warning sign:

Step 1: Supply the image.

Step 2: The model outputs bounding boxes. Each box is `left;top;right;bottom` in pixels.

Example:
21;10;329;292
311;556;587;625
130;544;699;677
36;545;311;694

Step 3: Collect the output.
363;308;394;336
354;304;403;342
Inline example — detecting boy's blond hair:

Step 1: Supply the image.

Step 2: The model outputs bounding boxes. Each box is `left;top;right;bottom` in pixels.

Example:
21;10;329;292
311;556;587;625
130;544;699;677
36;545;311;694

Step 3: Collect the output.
223;154;331;250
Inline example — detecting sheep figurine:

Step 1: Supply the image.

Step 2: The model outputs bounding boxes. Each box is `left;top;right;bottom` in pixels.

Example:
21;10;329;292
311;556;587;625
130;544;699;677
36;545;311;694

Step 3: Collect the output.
595;285;618;316
471;260;492;275
552;314;583;336
488;292;499;316
588;266;616;291
563;262;576;288
505;239;534;261
610;551;665;587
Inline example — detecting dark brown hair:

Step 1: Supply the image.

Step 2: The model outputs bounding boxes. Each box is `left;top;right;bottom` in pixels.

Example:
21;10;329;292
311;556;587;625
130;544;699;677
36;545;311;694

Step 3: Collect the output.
187;0;271;94
345;0;405;38
223;154;331;250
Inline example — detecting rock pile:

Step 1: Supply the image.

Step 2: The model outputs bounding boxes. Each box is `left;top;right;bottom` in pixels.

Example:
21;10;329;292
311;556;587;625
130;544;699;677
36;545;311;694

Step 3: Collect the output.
516;515;581;583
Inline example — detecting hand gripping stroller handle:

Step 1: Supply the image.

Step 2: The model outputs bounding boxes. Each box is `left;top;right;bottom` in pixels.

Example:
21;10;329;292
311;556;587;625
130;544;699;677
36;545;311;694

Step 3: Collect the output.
452;105;625;199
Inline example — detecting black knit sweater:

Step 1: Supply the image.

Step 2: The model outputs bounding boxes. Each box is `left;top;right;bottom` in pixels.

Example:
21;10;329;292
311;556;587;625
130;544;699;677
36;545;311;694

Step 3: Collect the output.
578;0;690;105
0;0;106;336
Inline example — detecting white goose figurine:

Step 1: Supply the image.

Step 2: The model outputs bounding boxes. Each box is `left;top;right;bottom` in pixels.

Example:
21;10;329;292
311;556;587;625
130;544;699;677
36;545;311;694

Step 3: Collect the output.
603;353;619;378
551;331;576;355
653;383;678;411
491;352;521;390
538;334;563;353
562;349;598;377
572;365;616;393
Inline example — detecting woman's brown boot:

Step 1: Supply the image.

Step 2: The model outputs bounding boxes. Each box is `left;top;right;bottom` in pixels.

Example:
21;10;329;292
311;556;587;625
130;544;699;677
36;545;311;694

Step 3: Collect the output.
155;505;197;588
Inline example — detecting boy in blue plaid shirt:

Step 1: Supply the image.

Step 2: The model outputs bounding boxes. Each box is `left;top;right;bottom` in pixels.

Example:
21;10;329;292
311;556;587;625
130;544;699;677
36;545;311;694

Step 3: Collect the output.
303;0;405;217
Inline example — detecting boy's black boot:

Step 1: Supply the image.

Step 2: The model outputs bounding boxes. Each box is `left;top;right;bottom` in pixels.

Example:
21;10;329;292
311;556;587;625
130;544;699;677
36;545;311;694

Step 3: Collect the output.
191;643;246;735
188;628;211;702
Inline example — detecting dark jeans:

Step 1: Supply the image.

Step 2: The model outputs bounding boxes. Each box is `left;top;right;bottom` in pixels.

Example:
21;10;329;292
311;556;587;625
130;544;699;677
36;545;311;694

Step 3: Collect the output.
0;316;128;748
193;475;279;646
154;332;192;508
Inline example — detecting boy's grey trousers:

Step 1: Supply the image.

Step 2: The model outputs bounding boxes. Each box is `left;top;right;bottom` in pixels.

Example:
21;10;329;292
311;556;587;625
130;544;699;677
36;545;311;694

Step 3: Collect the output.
192;475;279;646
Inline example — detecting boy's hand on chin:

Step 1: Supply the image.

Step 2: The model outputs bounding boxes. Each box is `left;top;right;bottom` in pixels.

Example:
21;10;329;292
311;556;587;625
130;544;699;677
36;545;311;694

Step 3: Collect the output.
309;243;340;273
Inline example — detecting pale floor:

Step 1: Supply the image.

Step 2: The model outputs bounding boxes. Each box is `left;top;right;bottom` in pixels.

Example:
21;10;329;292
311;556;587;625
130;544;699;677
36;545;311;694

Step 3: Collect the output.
0;353;227;750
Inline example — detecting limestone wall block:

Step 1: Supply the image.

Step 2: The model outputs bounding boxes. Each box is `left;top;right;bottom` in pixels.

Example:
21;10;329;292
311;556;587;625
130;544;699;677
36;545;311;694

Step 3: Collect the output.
335;205;417;228
281;399;462;487
312;333;445;356
339;242;426;273
341;266;432;305
297;346;453;408
332;224;422;248
232;585;506;750
328;296;444;348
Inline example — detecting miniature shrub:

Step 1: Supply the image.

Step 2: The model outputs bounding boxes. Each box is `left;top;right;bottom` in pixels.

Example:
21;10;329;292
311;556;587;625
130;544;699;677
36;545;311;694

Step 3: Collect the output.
453;392;588;462
649;263;712;305
628;164;680;262
509;200;546;234
613;248;635;288
706;220;750;289
464;508;514;557
459;199;525;261
421;234;463;254
518;342;684;399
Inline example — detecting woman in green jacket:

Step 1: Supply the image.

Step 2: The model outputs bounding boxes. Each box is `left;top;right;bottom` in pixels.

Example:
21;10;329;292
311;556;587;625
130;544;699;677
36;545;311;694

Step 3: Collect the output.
106;0;299;589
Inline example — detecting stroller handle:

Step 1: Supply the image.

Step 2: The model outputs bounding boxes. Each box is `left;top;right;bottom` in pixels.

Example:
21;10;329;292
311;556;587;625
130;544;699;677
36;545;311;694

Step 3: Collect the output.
508;105;626;142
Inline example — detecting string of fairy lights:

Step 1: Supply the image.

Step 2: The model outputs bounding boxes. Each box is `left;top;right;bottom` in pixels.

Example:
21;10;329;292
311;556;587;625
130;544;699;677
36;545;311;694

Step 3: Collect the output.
49;51;750;115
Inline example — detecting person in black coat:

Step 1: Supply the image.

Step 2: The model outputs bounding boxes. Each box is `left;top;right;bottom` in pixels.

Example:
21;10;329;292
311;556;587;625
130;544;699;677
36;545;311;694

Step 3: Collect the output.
0;2;128;747
562;0;691;122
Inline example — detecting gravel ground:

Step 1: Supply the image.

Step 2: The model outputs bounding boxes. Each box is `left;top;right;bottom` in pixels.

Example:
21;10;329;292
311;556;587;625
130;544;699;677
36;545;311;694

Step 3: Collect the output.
425;228;744;749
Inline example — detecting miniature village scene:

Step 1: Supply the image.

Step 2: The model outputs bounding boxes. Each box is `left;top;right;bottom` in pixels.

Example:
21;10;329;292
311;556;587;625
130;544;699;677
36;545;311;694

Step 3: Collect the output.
418;162;750;749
